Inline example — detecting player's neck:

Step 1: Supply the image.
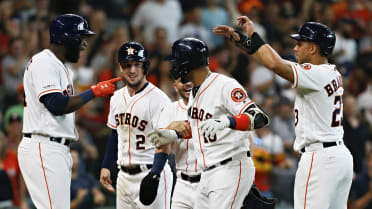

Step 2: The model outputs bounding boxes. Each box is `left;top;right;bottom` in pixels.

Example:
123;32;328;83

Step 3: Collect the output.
182;98;188;105
127;79;148;96
310;55;328;65
49;45;66;63
191;67;210;87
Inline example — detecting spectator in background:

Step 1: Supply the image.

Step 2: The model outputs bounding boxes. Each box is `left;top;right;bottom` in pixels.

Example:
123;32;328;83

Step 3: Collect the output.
86;9;110;69
250;59;275;102
271;96;296;152
2;37;29;109
358;21;372;54
333;18;357;76
350;151;372;209
201;0;229;48
3;83;24;131
357;73;372;128
0;131;14;209
67;51;95;93
179;5;212;49
343;94;371;175
251;125;292;198
70;147;105;209
3;109;29;209
131;0;182;45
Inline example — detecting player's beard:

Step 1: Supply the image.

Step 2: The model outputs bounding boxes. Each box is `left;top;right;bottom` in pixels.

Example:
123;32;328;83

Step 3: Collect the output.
126;74;146;89
65;45;80;63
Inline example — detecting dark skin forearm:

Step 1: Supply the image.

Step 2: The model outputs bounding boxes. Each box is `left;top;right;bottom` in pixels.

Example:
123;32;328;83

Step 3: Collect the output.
63;95;87;114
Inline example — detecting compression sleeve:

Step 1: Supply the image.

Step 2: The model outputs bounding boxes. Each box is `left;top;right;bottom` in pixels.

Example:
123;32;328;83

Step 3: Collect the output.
40;89;95;116
101;130;118;169
40;93;69;116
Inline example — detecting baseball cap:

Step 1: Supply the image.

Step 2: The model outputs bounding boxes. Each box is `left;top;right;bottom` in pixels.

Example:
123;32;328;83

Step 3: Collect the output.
8;113;22;123
3;106;23;130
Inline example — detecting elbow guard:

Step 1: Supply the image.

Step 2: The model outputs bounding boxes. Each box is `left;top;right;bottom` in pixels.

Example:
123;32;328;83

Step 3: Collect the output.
244;104;270;130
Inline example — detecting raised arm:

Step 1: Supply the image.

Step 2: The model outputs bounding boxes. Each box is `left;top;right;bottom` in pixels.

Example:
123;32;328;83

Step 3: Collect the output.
213;16;294;83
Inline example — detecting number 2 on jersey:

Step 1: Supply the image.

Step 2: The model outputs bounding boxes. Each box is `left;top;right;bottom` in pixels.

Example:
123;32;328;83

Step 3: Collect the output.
294;95;343;127
136;135;145;150
331;95;343;127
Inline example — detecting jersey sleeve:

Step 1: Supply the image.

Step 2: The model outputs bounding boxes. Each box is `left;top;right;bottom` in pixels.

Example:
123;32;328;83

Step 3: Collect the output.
157;103;174;128
31;60;63;99
221;79;253;115
150;92;171;129
107;95;117;129
290;62;323;91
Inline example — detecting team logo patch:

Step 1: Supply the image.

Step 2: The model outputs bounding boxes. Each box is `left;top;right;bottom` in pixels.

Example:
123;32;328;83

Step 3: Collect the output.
127;47;135;55
302;63;312;70
231;88;247;102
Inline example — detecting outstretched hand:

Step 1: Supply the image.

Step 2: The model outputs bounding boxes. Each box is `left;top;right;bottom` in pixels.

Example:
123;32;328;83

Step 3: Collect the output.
213;16;255;39
213;25;240;41
236;16;255;36
90;77;122;97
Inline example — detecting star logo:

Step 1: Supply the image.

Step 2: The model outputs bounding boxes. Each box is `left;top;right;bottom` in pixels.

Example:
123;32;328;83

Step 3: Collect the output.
126;47;135;55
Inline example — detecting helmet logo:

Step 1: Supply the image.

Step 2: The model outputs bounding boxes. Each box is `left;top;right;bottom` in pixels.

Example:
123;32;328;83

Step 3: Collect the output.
77;22;84;31
138;50;144;58
127;47;135;55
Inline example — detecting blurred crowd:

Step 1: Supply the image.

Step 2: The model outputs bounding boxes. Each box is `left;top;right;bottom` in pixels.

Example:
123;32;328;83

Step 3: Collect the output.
0;0;371;209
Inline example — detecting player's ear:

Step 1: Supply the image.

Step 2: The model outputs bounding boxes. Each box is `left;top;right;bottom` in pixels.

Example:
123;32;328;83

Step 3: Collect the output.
310;43;318;55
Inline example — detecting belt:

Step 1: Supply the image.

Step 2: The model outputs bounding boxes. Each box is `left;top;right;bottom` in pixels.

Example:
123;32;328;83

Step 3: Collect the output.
300;141;340;153
23;133;72;147
181;172;201;183
204;151;251;172
120;164;152;175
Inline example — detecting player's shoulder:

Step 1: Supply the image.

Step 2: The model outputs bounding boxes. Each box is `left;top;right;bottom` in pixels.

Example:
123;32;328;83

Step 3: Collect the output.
215;73;245;91
33;49;57;62
217;73;239;84
29;49;59;70
294;63;335;72
148;82;170;101
110;87;125;101
112;87;125;96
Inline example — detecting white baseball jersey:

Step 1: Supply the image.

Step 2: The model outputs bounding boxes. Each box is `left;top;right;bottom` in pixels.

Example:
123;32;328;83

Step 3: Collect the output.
290;63;353;209
158;99;199;174
107;82;171;166
187;72;253;169
19;49;76;209
290;63;344;151
23;49;78;139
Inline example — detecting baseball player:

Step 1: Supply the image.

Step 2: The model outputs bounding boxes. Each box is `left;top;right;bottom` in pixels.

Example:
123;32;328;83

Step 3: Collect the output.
156;78;200;209
18;14;120;209
99;42;173;209
213;16;353;209
149;37;271;209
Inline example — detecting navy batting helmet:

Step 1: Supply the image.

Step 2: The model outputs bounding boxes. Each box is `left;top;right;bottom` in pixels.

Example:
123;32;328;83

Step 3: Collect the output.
290;22;336;56
166;37;209;80
50;14;95;48
118;42;150;74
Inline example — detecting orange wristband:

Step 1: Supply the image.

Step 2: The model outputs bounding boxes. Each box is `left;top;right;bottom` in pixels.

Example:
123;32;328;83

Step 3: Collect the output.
232;114;251;130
